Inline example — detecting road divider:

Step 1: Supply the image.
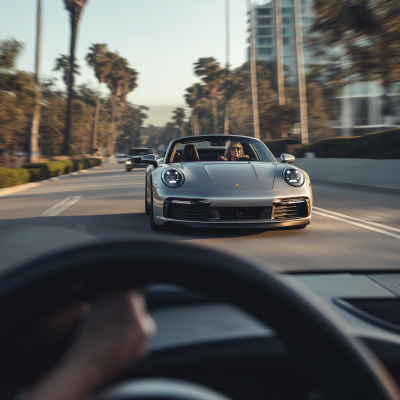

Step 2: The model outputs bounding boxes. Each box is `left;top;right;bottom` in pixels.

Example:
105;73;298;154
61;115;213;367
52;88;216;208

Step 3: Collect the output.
313;206;400;240
40;196;82;217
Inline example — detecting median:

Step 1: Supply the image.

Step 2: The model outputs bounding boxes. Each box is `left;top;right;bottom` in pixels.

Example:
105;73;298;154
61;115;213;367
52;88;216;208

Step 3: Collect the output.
0;158;102;189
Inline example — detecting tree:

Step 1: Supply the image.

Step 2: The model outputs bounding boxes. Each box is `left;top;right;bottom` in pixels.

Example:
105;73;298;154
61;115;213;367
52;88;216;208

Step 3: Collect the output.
185;83;204;136
53;54;80;85
63;0;89;156
0;39;36;160
309;0;400;101
85;44;109;153
172;108;186;137
194;57;226;135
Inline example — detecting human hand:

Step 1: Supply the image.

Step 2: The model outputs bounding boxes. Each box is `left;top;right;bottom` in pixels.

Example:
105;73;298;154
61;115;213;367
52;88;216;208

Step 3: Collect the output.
219;156;227;161
25;291;155;400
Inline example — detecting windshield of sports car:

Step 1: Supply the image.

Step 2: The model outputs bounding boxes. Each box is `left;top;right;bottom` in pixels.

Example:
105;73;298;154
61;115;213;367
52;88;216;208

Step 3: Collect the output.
166;136;276;163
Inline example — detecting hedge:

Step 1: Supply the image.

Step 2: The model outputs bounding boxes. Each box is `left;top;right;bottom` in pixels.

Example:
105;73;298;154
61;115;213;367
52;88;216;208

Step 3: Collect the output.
0;167;31;189
263;138;301;157
294;128;400;159
0;158;102;189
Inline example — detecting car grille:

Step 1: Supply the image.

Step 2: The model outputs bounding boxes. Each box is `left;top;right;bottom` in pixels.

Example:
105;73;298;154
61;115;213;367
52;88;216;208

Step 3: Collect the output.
167;201;209;221
212;207;272;220
272;198;309;220
336;298;400;333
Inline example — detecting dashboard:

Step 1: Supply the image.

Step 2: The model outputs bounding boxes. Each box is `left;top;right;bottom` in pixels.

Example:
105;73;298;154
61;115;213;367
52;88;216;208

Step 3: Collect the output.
121;272;400;400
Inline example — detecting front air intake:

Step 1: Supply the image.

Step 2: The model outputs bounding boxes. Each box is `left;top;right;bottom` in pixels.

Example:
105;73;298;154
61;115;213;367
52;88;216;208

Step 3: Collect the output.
272;198;309;220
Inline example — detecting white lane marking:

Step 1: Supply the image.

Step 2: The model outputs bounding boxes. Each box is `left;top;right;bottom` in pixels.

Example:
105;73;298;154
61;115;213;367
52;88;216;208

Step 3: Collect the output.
40;196;82;217
313;210;400;240
313;206;400;233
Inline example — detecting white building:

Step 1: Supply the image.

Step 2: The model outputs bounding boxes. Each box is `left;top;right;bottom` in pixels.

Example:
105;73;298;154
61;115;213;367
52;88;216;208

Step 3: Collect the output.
250;0;313;82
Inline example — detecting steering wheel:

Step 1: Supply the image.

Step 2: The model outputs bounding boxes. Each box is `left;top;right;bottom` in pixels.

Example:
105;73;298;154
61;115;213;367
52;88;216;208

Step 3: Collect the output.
0;241;399;400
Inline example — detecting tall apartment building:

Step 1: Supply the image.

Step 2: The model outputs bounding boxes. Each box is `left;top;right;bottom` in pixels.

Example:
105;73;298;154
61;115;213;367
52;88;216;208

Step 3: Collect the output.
250;0;313;83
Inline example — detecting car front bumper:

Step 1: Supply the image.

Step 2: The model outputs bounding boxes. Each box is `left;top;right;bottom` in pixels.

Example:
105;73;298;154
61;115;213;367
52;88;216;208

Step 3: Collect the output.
151;186;313;229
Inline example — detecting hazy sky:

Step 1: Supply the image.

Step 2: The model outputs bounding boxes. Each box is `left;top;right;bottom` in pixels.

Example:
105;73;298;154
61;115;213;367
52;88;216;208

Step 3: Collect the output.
0;0;250;107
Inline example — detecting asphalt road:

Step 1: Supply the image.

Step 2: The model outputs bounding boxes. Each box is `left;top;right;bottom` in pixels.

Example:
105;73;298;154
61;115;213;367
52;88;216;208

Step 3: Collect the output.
1;160;399;272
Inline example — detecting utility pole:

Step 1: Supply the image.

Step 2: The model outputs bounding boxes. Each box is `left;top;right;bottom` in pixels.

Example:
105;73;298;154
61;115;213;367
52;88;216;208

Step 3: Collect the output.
247;0;260;139
29;0;42;163
293;0;309;144
224;0;230;135
275;0;287;138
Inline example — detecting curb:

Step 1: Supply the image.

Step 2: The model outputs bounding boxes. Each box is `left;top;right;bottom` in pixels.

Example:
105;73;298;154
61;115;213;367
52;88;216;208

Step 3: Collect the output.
0;166;102;198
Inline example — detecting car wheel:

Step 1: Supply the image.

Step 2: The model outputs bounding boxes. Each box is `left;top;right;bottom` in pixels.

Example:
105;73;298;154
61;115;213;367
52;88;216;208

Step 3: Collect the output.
145;177;150;216
126;168;131;172
150;182;163;231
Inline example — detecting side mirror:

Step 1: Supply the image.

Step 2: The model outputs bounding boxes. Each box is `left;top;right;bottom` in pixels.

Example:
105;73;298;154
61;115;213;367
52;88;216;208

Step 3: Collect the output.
142;154;158;168
280;154;295;164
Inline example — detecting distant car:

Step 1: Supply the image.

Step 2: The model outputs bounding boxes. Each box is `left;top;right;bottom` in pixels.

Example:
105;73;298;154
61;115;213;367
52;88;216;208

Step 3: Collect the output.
142;135;312;231
117;154;129;163
125;148;153;171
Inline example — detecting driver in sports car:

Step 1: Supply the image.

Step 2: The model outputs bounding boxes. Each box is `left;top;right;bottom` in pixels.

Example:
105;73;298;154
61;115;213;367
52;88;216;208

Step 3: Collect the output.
21;292;154;400
218;142;249;161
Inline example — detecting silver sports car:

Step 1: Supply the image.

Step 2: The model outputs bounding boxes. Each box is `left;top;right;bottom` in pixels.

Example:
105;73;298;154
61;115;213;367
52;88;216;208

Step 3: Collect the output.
142;135;312;231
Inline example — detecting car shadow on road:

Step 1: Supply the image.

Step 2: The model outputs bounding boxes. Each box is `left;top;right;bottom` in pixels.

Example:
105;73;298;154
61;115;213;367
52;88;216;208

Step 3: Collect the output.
0;212;309;271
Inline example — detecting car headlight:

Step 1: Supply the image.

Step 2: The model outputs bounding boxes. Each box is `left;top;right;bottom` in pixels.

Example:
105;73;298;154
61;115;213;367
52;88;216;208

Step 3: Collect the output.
283;166;304;187
162;168;185;188
126;161;131;164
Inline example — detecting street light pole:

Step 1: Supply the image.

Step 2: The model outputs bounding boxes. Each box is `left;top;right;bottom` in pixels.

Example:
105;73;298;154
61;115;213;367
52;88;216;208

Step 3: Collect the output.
247;0;261;140
224;0;230;135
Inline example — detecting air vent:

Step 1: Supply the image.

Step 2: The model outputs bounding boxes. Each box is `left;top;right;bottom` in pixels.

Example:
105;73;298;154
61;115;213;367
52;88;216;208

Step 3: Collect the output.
272;198;309;220
335;298;400;334
167;201;209;221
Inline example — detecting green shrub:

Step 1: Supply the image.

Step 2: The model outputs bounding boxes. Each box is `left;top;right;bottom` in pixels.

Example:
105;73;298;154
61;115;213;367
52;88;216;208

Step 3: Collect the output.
263;138;301;157
0;158;103;190
0;167;31;189
28;167;50;182
294;128;400;159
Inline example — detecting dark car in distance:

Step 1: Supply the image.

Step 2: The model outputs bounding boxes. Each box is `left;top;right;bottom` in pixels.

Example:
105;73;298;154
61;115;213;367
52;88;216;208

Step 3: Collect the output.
125;148;153;171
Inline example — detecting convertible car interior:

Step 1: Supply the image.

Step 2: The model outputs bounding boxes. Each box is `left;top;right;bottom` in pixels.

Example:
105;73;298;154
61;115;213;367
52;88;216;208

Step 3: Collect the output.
171;141;268;163
1;242;399;400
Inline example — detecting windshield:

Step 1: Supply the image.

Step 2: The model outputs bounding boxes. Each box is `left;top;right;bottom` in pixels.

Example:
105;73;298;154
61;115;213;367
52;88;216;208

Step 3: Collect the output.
166;136;276;163
1;1;398;276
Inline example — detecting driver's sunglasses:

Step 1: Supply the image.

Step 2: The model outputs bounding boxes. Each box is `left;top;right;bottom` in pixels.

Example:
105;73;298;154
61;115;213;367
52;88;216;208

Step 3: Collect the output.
231;146;241;151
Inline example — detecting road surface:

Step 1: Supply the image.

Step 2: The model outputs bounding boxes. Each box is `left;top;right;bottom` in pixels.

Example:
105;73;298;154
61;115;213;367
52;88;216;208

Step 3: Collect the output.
1;160;399;272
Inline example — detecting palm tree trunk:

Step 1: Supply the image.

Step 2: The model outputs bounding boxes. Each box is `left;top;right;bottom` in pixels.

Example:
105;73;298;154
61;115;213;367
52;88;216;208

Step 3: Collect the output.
180;124;185;137
190;111;195;135
92;82;101;155
110;94;116;155
294;0;309;144
224;100;230;135
248;0;261;139
64;11;79;156
194;114;200;136
29;0;42;163
212;98;219;135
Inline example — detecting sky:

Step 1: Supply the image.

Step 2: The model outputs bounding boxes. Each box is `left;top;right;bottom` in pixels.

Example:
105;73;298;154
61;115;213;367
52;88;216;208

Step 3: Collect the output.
0;0;250;111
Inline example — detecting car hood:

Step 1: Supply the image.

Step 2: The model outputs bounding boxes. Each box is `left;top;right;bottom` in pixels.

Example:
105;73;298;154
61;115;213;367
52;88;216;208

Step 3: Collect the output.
175;161;277;191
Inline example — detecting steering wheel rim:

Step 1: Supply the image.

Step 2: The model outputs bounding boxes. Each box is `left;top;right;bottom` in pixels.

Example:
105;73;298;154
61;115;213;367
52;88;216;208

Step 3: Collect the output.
0;241;399;400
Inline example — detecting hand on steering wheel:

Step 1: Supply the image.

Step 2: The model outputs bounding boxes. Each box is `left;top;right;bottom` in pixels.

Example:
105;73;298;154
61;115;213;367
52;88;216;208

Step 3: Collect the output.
24;292;155;400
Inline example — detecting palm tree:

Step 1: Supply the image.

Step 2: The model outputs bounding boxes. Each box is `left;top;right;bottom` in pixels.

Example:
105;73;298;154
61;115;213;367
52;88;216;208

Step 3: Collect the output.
184;83;204;136
172;108;186;137
194;57;226;135
63;0;89;156
28;0;42;163
53;54;80;86
105;52;131;154
85;43;110;154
